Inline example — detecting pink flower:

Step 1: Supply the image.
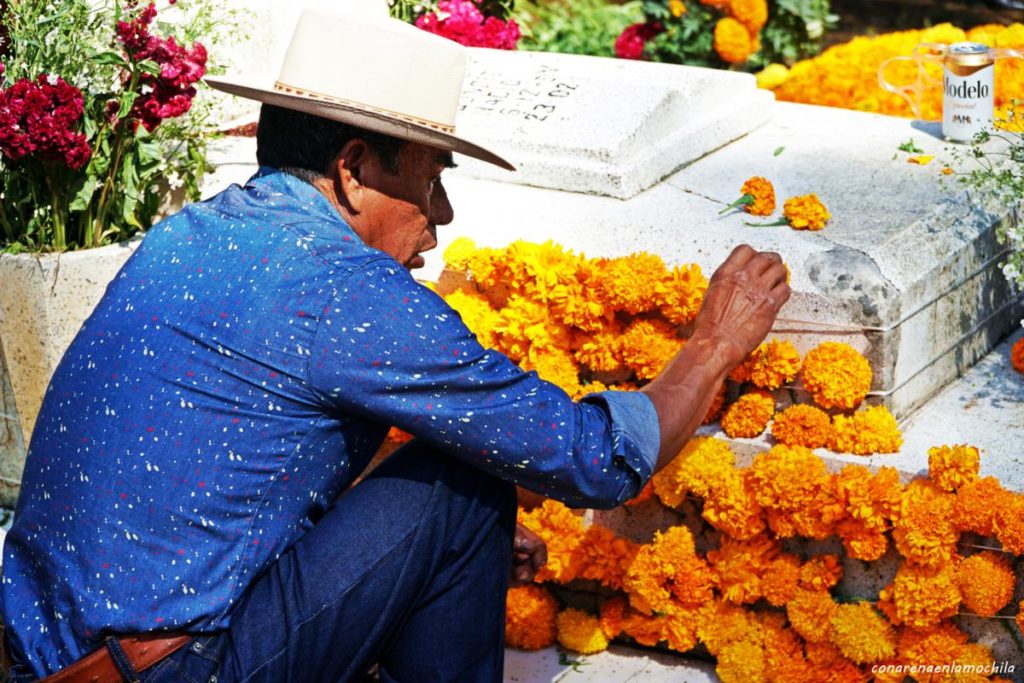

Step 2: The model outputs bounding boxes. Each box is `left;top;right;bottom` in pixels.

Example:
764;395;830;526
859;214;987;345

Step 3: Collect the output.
415;0;520;50
0;75;91;169
614;22;663;60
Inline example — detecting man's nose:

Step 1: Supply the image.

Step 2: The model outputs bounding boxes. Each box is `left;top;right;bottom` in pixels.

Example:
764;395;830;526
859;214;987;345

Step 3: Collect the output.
430;181;454;226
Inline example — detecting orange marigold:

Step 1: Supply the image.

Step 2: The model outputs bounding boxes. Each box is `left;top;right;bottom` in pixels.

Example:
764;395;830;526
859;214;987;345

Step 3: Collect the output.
624;479;656;507
716;636;767;683
599;596;628;639
708;534;780;605
505;585;558;650
799;554;843;591
829;602;896;664
995;491;1024;554
761;555;801;606
837;517;889;561
749;339;801;389
720;389;775;438
556;608;609;654
575;525;641;591
729;0;768;34
897;621;971;683
702;468;766;540
621;608;668;647
927;444;980;492
804;641;869;683
783;193;831;230
1012;336;1024;374
572;321;625;374
617;317;683;380
829;405;903;455
953;475;1009;536
623;525;714;614
714;17;755;64
882;560;962;628
660;263;708;325
801;342;872;410
787;589;838;643
891;479;957;569
696;599;761;656
957;551;1015;617
771;404;833;449
652;436;735;507
596;252;668;314
837;464;902;533
517;499;586;583
748;444;834;537
739;176;776;216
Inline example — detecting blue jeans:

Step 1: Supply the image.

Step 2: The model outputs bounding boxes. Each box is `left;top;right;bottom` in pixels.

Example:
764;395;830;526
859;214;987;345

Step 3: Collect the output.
132;441;517;683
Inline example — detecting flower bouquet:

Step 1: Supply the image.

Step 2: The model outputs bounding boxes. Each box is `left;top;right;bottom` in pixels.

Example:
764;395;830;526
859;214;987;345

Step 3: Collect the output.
0;0;230;253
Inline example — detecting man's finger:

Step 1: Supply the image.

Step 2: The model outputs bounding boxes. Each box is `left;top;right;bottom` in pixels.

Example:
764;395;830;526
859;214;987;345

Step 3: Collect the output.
717;244;756;275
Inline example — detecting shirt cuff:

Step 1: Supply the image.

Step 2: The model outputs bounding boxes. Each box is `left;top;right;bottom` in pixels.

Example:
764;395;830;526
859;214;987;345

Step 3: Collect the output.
583;390;661;488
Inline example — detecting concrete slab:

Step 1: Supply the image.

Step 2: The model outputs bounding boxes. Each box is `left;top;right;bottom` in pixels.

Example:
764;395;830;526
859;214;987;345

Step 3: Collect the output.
504;645;718;683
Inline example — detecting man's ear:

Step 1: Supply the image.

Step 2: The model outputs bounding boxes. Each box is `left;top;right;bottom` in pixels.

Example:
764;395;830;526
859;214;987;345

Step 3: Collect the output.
331;138;372;213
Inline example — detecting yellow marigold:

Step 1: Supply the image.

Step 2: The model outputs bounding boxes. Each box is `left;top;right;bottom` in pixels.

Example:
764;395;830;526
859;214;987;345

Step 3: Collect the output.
1013;337;1024;374
443;289;501;349
716;635;767;683
891;479;957;569
837;464;902;533
928;444;980;492
957;551;1015;617
505;585;558;650
881;560;962;628
702;468;766;540
771;404;833;449
790;472;846;540
739;176;776;216
748;444;830;536
623;526;714;614
575;525;640;591
953;475;1009;536
995;492;1024;554
652;436;735;507
548;256;612;332
517;499;586;583
702;383;727;424
617;317;683;381
572;322;625;374
522;347;582;397
729;0;768;34
659;263;708;325
669;0;687;17
696;599;760;656
761;555;801;606
720;388;775;438
829;405;903;455
787;589;838;643
897;621;971;683
443;236;479;271
708;534;780;605
556;608;609;654
714;17;755;64
748;339;800;389
799;554;843;591
801;342;872;410
783;193;830;230
829;602;896;664
596;252;668;315
755;63;789;90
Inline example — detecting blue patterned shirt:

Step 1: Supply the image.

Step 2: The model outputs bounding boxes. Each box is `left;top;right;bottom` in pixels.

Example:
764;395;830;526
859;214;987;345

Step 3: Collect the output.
1;169;659;674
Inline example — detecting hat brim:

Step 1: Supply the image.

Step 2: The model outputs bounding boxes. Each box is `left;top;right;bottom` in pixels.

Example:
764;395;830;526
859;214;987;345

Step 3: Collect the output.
206;75;515;171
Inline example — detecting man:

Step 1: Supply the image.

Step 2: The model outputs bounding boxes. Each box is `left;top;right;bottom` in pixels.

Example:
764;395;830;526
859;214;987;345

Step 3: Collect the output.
1;7;788;683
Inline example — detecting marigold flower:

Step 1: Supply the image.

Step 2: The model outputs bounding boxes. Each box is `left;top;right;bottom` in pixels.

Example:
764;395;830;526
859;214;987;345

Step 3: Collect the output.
1013;337;1024;374
755;63;790;90
783;193;831;230
787;589;838;643
837;517;889;561
669;0;687;17
662;607;700;653
738;176;777;216
443;236;479;271
572;322;625;375
748;339;801;389
652;436;735;507
957;552;1014;617
829;405;903;455
953;475;1009;535
596;252;668;314
599;597;628;639
696;599;760;656
443;289;501;349
720;388;775;438
505;585;558;650
714;17;755;64
881;560;961;628
556;608;609;654
522;347;582;397
575;525;641;591
896;621;971;683
517;499;586;583
994;492;1024;554
708;534;780;605
928;444;980;492
702;468;766;540
659;263;708;325
837;464;902;533
623;526;714;614
748;444;832;537
799;554;843;591
761;555;801;606
891;479;957;569
617;317;683;380
829;602;896;664
771;404;833;449
716;636;766;683
801;342;872;410
728;0;768;34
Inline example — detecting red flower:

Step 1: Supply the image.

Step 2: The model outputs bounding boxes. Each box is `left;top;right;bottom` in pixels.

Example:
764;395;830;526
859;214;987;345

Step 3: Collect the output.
415;0;520;50
0;74;91;169
614;22;663;60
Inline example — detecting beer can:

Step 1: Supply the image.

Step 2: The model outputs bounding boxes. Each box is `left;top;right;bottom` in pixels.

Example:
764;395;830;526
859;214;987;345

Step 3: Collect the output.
943;42;995;142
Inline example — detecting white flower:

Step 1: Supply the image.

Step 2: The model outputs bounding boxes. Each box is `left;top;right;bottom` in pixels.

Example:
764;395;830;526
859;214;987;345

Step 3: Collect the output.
46;74;58;86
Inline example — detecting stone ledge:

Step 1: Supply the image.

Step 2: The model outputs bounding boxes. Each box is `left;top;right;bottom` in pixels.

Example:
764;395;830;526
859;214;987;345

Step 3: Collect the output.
504;644;718;682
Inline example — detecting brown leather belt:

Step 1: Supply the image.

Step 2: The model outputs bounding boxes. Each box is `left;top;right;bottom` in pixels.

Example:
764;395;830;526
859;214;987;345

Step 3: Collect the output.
38;634;191;683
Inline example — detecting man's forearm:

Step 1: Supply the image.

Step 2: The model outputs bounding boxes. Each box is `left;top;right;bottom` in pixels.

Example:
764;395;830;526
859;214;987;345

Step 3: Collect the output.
640;332;739;472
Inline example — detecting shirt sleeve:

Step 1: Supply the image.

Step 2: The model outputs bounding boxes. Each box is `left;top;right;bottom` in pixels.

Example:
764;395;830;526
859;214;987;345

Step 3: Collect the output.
307;257;661;509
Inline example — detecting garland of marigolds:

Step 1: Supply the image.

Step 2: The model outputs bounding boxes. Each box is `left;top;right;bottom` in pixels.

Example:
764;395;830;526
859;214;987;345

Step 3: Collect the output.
438;239;1023;682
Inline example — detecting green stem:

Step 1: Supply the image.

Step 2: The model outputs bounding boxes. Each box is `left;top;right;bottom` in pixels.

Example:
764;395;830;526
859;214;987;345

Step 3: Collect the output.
93;119;128;248
743;218;789;227
47;171;66;251
718;194;754;215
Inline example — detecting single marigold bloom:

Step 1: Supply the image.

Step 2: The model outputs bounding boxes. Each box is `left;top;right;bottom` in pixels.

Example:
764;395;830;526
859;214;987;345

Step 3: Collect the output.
729;354;753;383
881;560;962;628
623;526;714;614
837;517;889;561
716;636;766;683
1012;336;1024;374
556;608;609;654
829;602;896;664
801;342;872;410
659;263;708;325
755;63;789;90
957;552;1015;617
761;555;801;606
739;176;776;216
575;525;640;591
995;492;1024;554
505;585;558;650
892;479;957;570
829;405;903;455
702;468;766;540
748;339;800;389
714;17;754;64
572;321;625;374
596;251;668;314
789;473;846;540
517;499;586;583
696;599;760;656
804;641;870;683
708;534;780;605
669;0;687;17
728;0;768;34
799;554;843;591
748;444;831;536
523;347;582;397
771;404;832;449
783;193;831;230
953;475;1009;535
443;236;478;271
618;317;683;380
443;289;501;348
787;589;838;643
928;444;980;492
599;597;628;639
837;464;902;533
896;621;971;683
621;609;668;647
720;389;775;438
652;436;735;507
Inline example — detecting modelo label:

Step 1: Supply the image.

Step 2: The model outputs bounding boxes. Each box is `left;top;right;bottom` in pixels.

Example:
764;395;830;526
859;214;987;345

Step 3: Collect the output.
943;63;994;142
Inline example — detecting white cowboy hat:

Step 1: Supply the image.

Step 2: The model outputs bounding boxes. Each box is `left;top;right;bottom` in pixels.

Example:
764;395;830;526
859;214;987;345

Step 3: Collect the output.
206;7;515;171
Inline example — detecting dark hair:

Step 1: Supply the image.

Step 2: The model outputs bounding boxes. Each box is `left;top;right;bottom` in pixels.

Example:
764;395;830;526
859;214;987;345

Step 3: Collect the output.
255;104;404;182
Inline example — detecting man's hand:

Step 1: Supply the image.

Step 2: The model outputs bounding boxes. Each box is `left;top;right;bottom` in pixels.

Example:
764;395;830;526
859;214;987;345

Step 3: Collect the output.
691;244;790;366
510;523;547;588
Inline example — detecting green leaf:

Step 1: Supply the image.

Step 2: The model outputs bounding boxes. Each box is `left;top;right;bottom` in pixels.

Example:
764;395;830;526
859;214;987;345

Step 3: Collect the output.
68;175;100;212
92;51;129;68
774;146;785;157
744;218;790;227
898;139;924;154
137;60;162;77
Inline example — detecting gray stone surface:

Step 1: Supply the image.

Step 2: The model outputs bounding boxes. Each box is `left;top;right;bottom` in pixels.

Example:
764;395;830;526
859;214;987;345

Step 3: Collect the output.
504;644;719;683
0;338;24;509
